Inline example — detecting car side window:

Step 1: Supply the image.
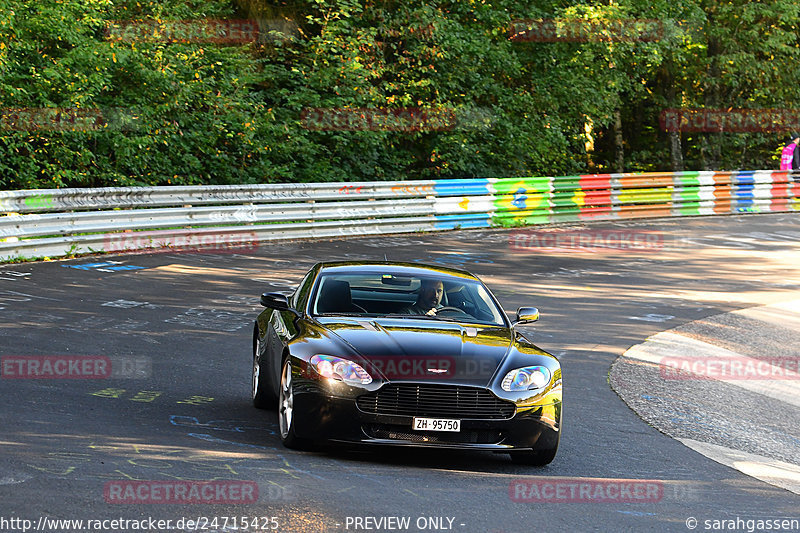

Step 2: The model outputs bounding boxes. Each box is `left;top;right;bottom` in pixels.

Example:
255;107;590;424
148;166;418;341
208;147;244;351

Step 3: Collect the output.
291;269;317;310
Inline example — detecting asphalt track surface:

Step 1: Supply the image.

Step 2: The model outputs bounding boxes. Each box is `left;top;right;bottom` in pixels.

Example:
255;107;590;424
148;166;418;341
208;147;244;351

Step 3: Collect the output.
1;213;800;533
612;298;800;495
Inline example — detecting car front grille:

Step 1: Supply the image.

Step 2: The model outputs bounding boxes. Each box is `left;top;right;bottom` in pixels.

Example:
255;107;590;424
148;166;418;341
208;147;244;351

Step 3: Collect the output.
363;424;503;444
356;384;516;420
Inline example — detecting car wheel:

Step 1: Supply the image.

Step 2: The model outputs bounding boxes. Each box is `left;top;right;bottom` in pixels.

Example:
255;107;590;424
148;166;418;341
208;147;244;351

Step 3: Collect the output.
252;337;275;409
278;358;308;450
509;431;560;466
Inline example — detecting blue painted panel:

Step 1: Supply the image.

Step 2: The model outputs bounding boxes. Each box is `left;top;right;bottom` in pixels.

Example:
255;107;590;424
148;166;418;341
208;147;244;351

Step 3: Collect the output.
433;213;492;230
433;179;491;197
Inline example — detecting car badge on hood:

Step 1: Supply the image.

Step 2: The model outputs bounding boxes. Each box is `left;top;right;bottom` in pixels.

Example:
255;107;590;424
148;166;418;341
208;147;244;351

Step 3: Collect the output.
426;368;449;374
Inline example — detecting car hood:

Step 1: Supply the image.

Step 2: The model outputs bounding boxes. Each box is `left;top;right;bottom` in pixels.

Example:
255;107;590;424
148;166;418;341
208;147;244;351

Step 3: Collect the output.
315;317;515;386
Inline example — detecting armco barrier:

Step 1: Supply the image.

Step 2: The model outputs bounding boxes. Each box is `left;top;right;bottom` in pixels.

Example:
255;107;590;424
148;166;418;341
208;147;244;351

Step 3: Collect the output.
1;170;798;261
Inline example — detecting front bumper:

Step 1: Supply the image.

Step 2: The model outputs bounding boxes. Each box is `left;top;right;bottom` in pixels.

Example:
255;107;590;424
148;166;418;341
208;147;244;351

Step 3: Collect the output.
291;380;561;451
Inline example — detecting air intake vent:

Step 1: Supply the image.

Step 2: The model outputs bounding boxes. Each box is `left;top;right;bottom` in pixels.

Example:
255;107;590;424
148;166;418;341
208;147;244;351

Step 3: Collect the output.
356;384;515;420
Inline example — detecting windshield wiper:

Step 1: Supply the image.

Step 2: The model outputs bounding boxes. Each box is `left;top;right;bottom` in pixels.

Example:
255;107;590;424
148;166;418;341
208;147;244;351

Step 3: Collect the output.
383;314;502;326
383;314;460;322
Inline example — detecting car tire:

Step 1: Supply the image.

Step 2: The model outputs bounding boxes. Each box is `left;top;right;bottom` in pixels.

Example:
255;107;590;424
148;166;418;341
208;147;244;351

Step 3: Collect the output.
509;431;560;466
252;336;276;409
278;357;309;450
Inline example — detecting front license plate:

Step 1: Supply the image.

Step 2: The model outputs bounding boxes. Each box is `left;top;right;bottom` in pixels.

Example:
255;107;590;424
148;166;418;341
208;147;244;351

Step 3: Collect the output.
413;417;461;432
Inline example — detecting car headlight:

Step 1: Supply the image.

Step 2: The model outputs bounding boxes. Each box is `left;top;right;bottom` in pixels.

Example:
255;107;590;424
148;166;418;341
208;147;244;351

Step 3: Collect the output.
310;355;372;385
501;365;551;392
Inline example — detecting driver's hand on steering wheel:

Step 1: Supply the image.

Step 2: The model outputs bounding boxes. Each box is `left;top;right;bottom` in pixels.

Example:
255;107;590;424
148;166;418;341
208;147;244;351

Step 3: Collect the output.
425;307;438;316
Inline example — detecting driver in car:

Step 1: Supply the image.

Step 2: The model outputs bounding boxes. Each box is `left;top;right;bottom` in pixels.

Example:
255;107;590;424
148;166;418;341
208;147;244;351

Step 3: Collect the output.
401;279;444;316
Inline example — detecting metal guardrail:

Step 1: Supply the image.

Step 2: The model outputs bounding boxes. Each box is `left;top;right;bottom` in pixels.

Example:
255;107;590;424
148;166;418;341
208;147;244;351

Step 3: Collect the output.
1;170;798;261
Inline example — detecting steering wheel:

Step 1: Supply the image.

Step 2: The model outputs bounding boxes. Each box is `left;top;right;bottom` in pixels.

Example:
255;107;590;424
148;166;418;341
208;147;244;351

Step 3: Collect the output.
435;306;471;317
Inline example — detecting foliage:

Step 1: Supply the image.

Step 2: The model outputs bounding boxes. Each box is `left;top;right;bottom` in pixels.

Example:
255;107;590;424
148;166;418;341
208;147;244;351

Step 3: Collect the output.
0;0;798;190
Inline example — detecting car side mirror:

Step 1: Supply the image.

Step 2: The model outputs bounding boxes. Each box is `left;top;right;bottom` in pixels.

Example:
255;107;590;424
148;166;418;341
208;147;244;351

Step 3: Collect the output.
261;292;291;310
514;306;540;324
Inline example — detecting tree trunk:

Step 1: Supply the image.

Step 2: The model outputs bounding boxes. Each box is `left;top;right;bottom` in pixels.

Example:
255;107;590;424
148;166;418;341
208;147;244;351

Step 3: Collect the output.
704;13;722;170
669;131;684;171
700;136;709;170
662;61;684;172
613;108;624;173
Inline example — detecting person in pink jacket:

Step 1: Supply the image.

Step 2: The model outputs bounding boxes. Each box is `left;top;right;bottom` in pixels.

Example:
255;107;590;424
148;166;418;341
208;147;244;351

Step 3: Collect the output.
780;134;800;170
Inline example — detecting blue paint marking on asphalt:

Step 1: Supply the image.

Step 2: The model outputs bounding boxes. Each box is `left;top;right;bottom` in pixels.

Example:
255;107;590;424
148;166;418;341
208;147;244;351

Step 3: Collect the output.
62;262;113;270
62;261;145;272
105;265;144;271
616;511;658;517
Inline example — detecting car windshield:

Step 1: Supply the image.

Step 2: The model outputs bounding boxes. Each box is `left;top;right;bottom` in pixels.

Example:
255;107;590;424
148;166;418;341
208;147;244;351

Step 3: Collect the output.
310;272;507;326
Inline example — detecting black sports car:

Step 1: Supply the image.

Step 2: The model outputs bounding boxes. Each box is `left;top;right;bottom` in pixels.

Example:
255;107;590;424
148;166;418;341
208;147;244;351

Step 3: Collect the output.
251;262;561;465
